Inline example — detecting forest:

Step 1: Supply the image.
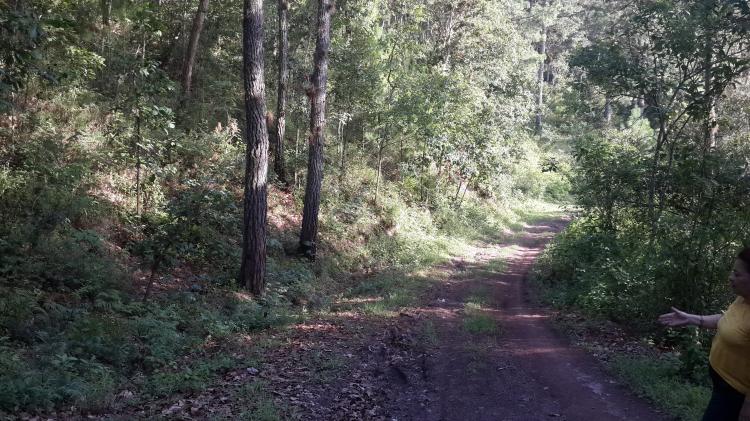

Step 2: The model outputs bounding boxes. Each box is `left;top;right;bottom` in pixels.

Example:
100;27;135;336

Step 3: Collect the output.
1;0;750;419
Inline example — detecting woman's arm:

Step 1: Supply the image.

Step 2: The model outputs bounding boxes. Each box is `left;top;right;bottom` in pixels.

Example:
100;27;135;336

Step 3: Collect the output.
658;307;722;329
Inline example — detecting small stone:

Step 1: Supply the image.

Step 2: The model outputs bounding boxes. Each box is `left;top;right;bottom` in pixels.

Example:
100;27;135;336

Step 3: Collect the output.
247;367;260;375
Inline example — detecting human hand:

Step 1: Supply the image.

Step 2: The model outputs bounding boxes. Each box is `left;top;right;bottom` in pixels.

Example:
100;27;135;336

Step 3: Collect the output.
658;307;695;327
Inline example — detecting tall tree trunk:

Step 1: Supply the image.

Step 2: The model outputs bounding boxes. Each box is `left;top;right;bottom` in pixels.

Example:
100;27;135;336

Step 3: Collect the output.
703;46;717;152
135;111;142;216
294;127;300;190
535;25;547;136
375;138;385;204
453;177;463;207
181;0;210;100
134;33;146;216
458;178;469;209
274;0;290;188
420;136;427;203
603;96;612;127
298;0;332;260
338;118;346;182
239;0;269;295
100;0;111;26
647;117;666;237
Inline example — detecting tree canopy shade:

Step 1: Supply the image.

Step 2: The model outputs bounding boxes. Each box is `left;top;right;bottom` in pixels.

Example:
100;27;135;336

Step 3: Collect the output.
272;0;290;188
2;0;750;415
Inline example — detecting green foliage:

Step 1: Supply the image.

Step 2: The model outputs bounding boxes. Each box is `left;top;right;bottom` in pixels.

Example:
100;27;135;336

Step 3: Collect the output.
0;6;45;112
0;349;117;412
463;303;499;335
611;355;710;421
15;0;750;415
145;355;237;396
0;288;299;412
237;380;284;421
535;0;750;399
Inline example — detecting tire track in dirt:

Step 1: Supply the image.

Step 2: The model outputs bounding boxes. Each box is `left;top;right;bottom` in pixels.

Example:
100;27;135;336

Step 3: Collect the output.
383;218;670;421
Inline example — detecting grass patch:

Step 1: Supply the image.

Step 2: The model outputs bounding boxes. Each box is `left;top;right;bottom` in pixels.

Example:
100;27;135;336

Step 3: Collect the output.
236;380;286;421
349;270;440;315
243;400;283;421
144;354;239;397
463;303;499;335
483;257;508;275
463;313;498;335
610;355;710;421
465;286;492;307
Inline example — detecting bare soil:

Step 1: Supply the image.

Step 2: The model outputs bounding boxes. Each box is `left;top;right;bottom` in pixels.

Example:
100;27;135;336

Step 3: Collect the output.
90;218;670;420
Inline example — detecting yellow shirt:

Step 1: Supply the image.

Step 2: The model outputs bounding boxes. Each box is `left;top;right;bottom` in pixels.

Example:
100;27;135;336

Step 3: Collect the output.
709;296;750;395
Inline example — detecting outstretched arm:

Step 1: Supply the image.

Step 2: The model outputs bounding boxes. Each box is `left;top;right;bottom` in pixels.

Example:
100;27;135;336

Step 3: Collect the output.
658;307;722;329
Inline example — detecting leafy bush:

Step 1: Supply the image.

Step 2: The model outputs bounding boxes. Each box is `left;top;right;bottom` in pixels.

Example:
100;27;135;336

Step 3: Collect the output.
611;355;710;421
145;355;237;397
0;340;117;412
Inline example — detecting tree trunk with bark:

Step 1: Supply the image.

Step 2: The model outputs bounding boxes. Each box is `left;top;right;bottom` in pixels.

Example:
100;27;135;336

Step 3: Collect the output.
298;0;332;260
239;0;269;295
603;96;612;127
181;0;210;100
100;0;111;26
375;137;385;204
704;45;718;152
338;118;346;182
274;0;290;188
535;25;547;136
134;111;142;216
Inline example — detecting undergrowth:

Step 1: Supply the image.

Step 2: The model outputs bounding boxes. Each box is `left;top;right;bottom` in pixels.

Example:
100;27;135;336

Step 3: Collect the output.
531;218;717;421
611;355;710;421
1;117;566;415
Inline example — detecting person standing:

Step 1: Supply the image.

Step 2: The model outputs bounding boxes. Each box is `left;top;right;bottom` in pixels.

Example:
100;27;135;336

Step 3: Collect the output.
659;248;750;420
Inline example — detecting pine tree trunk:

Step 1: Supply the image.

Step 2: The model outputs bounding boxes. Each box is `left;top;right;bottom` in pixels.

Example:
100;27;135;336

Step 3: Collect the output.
603;96;612;127
458;179;468;208
453;178;463;207
375;139;384;204
338;118;346;182
181;0;210;100
535;25;547;136
274;0;290;188
239;0;269;295
135;111;142;216
294;127;300;190
704;46;717;152
100;0;111;26
298;0;333;260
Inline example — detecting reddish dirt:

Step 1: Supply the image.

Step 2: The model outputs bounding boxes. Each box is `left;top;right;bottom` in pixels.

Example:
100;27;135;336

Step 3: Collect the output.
80;218;671;421
380;218;670;421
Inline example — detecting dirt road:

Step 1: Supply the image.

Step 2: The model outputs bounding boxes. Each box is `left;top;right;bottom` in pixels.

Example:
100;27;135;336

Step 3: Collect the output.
112;218;669;420
382;219;668;421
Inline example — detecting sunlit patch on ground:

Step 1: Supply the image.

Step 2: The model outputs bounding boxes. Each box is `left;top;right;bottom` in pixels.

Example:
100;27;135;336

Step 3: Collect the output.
292;322;340;332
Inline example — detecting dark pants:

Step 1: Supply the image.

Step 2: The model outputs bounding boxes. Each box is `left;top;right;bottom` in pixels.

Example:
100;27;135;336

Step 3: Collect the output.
702;365;745;421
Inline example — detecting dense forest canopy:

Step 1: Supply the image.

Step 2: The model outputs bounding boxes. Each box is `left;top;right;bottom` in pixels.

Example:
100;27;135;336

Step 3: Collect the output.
1;0;750;417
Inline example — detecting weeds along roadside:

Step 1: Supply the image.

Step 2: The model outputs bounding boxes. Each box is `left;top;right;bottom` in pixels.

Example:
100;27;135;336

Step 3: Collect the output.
0;143;566;416
530;221;714;421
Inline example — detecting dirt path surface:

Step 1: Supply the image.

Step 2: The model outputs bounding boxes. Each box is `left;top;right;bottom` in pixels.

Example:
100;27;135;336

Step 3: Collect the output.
97;218;669;421
381;218;669;421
